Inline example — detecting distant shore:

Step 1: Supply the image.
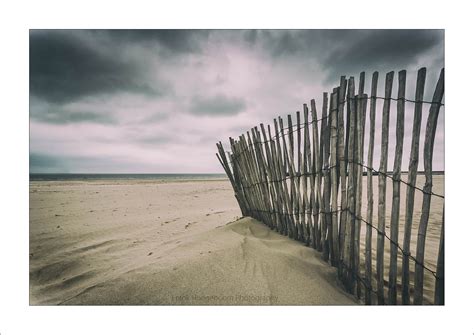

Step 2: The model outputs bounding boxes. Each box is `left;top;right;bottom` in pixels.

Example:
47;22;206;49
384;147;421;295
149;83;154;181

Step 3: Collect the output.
29;173;227;182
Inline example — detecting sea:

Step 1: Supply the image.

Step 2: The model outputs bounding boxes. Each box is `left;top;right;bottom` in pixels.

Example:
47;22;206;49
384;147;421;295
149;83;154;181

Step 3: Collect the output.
29;173;228;182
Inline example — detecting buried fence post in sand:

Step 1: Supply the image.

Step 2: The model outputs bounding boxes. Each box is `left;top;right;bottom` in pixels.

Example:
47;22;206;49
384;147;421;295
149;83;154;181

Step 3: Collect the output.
388;70;406;305
263;123;285;233
345;77;356;293
252;127;273;229
354;71;366;300
401;67;426;305
376;71;394;305
329;91;340;266
280;116;297;238
216;141;247;216
241;134;261;220
337;77;348;278
310;99;323;251
273;122;292;236
260;124;279;231
414;68;444;305
319;96;328;253
251;129;270;225
344;77;356;292
296;111;303;241
303;104;312;245
287;114;298;239
321;93;331;261
246;131;264;223
364;71;379;305
435;208;444;305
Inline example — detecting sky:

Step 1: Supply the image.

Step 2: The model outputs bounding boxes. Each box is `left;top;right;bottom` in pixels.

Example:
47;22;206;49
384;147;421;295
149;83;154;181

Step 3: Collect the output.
29;29;444;173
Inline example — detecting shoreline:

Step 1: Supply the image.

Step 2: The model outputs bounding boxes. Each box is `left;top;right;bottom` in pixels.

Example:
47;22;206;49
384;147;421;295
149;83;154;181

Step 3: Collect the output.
30;178;229;186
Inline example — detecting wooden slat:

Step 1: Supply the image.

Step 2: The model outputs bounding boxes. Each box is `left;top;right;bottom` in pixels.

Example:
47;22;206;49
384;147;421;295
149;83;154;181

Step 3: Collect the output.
280;116;297;238
274;118;291;236
288;115;297;238
246;131;264;222
401;67;427;305
310;99;322;251
376;71;394;305
388;70;406;304
241;133;259;220
319;96;327;252
321;93;331;261
227;137;250;216
233;137;252;216
354;71;366;299
329;91;339;266
259;127;277;229
337;77;348;279
414;68;444;305
245;131;262;222
267;124;282;233
261;124;278;230
365;71;378;305
344;77;356;292
435;207;445;305
308;102;316;248
259;125;278;230
296;111;303;241
303;104;312;245
355;95;367;300
251;128;270;227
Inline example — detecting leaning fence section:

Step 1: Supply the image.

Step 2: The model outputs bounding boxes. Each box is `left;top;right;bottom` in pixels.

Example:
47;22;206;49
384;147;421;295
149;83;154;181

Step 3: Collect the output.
216;67;444;305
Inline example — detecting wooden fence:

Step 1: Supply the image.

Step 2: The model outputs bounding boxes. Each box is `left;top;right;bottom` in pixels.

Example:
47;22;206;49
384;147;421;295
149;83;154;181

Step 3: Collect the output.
216;68;444;305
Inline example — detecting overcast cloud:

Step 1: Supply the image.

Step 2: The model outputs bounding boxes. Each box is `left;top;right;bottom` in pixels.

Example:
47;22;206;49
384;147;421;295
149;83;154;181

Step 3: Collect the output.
29;29;444;173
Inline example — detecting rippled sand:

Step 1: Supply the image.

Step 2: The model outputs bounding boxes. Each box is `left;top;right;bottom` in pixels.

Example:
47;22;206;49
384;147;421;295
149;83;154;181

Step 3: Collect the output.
29;179;355;305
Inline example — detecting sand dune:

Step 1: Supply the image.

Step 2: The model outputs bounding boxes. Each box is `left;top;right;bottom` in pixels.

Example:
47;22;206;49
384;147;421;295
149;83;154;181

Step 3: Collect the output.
30;180;356;305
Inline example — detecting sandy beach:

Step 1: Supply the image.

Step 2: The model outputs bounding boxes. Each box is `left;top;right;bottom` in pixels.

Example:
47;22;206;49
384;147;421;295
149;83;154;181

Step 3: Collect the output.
29;178;356;305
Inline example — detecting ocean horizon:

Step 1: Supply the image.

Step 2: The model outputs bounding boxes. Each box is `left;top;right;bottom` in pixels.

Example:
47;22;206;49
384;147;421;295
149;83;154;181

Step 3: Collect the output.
29;173;228;181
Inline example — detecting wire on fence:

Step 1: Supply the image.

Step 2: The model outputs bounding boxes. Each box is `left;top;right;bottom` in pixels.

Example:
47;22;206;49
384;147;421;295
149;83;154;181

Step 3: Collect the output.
226;95;444;151
240;204;439;280
230;154;444;199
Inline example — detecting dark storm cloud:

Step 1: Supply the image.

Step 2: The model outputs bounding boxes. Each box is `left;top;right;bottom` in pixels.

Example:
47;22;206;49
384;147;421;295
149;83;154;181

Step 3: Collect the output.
189;95;246;116
256;29;443;80
29;30;161;103
322;30;444;78
103;29;209;53
257;30;350;57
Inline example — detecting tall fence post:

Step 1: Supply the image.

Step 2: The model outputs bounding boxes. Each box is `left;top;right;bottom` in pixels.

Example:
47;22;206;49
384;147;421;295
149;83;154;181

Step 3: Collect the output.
364;71;378;305
401;67;426;305
330;90;340;266
388;70;406;304
414;68;445;305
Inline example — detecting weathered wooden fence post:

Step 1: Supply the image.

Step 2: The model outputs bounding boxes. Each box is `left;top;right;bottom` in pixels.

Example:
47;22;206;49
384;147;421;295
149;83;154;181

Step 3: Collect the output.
414;68;444;305
402;67;426;305
364;71;378;305
388;70;406;304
